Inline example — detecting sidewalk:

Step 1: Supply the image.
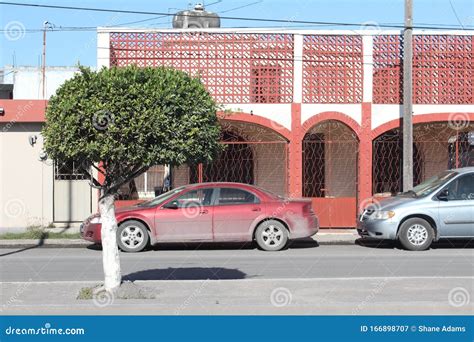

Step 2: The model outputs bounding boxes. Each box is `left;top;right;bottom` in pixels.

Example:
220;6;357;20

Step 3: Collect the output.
0;229;359;248
1;277;472;315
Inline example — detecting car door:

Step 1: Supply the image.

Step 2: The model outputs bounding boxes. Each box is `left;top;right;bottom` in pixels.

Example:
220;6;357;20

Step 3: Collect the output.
437;173;474;238
212;187;263;241
155;187;214;241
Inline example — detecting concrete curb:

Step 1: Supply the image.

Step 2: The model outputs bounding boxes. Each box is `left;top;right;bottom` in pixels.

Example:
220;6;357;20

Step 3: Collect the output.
0;232;360;248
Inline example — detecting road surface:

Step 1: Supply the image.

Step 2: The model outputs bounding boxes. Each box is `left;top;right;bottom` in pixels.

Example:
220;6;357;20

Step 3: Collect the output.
1;241;473;314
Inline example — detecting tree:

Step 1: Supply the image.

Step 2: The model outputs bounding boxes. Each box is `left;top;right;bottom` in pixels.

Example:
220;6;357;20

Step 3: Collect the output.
43;66;222;291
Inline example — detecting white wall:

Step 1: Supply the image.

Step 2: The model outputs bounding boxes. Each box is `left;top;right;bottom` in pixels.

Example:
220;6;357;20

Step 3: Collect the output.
3;66;81;100
0;123;54;229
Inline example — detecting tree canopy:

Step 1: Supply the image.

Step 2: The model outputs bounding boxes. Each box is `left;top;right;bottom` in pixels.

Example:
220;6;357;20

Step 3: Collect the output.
43;65;222;194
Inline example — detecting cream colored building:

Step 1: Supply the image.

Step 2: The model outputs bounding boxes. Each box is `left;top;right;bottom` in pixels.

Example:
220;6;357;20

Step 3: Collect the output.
0;67;97;230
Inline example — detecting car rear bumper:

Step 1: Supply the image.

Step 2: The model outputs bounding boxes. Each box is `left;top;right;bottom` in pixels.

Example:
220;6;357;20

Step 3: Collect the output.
81;222;102;243
289;215;319;239
357;218;398;240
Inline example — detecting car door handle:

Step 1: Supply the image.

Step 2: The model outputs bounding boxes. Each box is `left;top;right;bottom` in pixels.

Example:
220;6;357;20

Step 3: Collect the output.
251;208;261;212
200;209;209;214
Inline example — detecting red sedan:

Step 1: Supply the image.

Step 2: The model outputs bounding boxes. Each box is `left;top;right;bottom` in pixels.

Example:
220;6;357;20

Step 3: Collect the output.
81;182;319;252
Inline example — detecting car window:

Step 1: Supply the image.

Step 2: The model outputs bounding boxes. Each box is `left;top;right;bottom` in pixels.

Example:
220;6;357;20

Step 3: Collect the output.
408;170;458;197
217;188;259;205
138;186;186;207
444;174;474;201
173;188;214;208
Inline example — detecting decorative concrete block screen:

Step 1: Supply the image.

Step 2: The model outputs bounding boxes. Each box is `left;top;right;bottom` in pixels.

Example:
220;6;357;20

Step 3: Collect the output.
302;35;363;103
373;35;474;104
109;32;294;104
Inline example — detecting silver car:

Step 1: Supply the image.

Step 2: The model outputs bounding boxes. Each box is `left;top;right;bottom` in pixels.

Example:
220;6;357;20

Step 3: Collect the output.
358;167;474;250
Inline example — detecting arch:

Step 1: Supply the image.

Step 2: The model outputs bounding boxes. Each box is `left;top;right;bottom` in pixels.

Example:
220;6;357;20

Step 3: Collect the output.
371;112;474;140
217;111;291;141
190;130;254;184
301;119;360;228
372;118;474;195
300;111;361;140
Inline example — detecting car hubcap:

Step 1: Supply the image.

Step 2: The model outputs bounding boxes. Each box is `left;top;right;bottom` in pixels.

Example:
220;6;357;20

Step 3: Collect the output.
407;224;428;246
262;225;284;247
120;226;144;248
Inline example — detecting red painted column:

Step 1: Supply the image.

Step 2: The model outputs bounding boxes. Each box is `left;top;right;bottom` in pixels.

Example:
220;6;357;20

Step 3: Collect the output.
288;103;302;198
359;102;373;209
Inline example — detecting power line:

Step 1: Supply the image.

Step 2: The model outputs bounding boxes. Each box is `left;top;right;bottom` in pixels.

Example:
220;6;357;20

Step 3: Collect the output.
1;1;474;31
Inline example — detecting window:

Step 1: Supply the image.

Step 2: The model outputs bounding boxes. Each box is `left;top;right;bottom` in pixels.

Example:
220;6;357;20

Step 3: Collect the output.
117;165;166;200
54;161;88;181
217;188;259;205
250;66;281;103
134;165;166;198
444;174;474;201
173;188;214;208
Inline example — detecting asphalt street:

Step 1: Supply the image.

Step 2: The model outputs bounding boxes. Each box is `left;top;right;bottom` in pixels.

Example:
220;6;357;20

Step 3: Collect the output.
1;241;473;315
1;240;473;282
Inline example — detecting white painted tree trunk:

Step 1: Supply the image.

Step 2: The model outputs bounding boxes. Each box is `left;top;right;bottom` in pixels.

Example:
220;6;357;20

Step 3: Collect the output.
99;194;121;291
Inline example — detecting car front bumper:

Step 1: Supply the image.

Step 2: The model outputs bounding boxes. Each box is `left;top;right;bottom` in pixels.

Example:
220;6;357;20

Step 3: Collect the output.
357;218;398;240
81;222;102;243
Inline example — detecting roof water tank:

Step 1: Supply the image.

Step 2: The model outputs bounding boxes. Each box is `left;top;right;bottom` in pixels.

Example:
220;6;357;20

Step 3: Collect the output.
172;3;221;28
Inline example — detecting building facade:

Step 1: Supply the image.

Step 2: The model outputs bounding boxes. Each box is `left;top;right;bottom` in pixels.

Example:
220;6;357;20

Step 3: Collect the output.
0;66;97;230
0;28;473;229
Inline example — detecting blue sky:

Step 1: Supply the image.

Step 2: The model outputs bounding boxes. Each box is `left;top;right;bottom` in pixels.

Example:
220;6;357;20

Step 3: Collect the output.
1;0;473;67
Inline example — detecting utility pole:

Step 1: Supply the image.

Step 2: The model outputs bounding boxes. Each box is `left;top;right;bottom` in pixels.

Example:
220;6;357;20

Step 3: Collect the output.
42;21;52;99
402;0;413;191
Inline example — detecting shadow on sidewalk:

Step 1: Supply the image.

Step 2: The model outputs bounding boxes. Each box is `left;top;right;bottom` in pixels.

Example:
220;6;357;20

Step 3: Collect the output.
0;232;47;257
123;267;248;281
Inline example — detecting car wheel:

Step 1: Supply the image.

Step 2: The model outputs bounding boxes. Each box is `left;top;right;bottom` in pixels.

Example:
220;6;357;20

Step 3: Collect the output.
255;220;288;251
117;220;149;253
398;218;434;251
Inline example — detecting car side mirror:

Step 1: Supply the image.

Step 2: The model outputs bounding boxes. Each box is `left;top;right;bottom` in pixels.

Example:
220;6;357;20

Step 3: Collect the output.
163;201;179;209
437;189;449;201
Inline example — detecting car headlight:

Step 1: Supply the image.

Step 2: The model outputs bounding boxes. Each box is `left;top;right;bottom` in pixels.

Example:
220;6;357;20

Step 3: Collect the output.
370;210;395;220
89;216;102;224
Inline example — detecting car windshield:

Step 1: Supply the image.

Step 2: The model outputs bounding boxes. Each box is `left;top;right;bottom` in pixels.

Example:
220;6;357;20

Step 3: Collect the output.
401;171;458;197
137;186;186;207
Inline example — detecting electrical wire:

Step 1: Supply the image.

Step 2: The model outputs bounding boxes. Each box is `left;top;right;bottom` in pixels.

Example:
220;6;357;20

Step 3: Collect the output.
0;1;473;31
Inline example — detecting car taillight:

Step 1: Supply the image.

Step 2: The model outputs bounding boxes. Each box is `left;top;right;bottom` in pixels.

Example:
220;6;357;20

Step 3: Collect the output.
304;204;314;214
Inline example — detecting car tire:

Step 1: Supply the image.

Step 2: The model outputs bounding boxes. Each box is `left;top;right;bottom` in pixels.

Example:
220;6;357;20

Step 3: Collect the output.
117;220;150;253
255;220;289;251
398;218;434;251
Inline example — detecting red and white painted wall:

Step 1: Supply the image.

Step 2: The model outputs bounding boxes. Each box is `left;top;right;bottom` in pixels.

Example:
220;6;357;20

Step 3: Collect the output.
0;28;473;229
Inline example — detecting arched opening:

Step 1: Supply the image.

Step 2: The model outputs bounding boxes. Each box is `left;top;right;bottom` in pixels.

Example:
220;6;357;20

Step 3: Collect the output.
302;120;359;228
373;121;474;195
173;120;289;196
190;131;254;184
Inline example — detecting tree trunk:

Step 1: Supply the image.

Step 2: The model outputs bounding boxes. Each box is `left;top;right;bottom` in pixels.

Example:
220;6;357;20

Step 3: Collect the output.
99;193;121;291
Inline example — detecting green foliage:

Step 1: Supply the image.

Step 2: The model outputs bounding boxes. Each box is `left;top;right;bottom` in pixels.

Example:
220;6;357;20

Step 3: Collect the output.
43;65;222;193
